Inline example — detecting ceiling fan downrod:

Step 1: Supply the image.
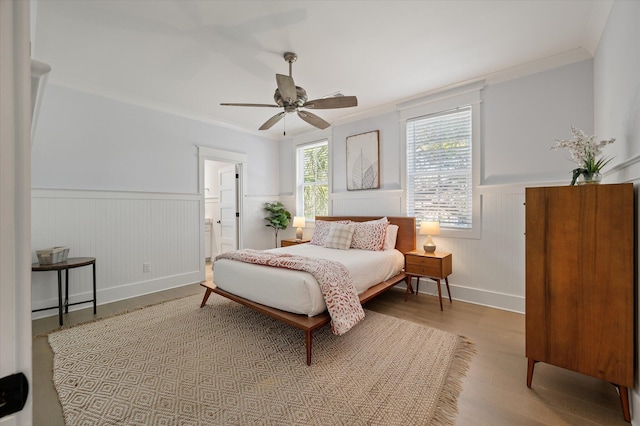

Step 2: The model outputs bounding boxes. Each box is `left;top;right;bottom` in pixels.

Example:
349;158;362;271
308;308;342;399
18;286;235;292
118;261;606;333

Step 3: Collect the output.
284;52;297;77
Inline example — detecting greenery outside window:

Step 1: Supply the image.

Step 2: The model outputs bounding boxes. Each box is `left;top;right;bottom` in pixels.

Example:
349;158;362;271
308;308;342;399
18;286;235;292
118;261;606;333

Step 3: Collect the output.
296;140;329;220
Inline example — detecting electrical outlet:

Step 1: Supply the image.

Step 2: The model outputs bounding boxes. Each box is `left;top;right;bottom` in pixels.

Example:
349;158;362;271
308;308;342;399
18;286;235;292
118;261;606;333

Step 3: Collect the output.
143;263;151;273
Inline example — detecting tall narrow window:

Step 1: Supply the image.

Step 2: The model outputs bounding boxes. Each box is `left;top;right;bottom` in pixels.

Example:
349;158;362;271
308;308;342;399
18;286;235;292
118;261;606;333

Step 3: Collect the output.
406;106;472;229
296;140;328;219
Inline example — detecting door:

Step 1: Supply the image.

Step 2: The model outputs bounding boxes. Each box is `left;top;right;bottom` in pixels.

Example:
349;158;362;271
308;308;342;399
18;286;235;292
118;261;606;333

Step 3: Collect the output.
218;164;238;254
1;1;32;423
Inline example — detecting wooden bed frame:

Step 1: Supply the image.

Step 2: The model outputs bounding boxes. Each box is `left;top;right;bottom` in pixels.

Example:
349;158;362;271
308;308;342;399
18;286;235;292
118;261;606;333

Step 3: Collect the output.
199;216;416;365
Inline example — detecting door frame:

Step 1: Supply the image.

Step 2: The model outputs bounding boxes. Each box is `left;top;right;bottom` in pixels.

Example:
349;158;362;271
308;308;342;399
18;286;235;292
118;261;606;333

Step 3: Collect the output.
197;147;246;278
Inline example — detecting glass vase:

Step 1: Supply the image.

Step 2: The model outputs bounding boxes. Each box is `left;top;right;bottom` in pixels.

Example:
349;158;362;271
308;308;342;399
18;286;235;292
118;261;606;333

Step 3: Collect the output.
577;172;601;185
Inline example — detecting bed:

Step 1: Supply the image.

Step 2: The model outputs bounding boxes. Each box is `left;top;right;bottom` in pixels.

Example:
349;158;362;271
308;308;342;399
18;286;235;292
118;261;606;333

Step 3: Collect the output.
199;216;416;365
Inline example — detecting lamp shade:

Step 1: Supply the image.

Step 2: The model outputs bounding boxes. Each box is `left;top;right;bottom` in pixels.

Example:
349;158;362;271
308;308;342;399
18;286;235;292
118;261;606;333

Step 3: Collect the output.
419;221;440;236
292;216;306;228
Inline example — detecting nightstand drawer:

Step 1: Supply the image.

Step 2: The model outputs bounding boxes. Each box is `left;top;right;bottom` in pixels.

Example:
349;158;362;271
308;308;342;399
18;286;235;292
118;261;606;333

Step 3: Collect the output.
404;251;453;311
281;239;310;247
404;251;452;279
406;262;443;277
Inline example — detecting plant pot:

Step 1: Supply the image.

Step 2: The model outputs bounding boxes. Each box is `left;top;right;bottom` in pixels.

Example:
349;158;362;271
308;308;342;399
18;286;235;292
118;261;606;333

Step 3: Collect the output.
577;172;601;185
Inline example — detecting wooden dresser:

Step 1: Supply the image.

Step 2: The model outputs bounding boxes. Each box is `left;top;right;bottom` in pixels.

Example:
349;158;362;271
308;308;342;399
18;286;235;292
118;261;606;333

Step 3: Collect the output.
525;183;634;422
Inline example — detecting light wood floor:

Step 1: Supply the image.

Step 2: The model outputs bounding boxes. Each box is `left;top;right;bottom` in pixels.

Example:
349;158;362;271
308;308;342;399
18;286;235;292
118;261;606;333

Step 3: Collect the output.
32;278;630;425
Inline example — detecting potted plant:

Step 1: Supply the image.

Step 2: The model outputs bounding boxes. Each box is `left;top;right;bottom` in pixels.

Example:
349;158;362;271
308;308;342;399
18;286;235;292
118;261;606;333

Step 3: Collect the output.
551;126;615;185
264;201;291;248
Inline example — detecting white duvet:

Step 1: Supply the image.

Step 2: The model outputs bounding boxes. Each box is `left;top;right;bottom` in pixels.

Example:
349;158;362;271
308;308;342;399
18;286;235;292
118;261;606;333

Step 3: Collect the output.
213;243;404;316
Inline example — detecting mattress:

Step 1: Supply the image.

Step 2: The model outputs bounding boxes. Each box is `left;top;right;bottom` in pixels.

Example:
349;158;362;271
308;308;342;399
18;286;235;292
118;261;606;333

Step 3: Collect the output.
212;244;405;316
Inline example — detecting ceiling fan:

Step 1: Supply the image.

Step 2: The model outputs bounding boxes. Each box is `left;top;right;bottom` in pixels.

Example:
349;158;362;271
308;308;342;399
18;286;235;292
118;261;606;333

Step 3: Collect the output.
221;52;358;131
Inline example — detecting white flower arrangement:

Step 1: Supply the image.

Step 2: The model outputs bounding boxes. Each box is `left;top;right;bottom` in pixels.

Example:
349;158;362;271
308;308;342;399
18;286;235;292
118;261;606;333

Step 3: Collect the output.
551;126;615;185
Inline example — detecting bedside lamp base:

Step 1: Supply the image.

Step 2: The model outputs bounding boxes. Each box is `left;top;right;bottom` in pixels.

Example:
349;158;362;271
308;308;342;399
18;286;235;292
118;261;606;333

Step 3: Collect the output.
423;234;436;252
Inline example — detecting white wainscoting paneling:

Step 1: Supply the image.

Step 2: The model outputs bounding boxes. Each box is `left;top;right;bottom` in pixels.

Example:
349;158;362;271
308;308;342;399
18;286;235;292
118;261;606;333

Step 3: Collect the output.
428;191;526;313
326;187;527;313
31;189;202;318
331;190;404;216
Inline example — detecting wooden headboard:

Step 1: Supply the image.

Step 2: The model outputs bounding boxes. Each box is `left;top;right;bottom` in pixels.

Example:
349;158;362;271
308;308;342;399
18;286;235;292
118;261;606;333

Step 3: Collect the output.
315;216;416;254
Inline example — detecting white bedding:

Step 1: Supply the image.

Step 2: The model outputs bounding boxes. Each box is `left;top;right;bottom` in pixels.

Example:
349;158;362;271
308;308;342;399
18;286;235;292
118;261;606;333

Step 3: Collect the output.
213;244;404;316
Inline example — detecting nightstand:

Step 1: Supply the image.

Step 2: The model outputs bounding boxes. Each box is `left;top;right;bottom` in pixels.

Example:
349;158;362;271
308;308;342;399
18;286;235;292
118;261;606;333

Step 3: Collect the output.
281;238;311;247
404;251;452;311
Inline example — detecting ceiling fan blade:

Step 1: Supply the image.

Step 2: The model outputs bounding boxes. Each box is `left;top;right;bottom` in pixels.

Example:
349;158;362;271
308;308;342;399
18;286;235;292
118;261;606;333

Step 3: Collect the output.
276;74;297;103
221;103;280;108
302;96;358;109
297;110;330;130
259;112;286;130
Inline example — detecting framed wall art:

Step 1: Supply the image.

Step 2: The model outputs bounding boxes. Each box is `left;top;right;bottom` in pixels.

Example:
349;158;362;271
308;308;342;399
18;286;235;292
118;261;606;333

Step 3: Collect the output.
346;130;380;190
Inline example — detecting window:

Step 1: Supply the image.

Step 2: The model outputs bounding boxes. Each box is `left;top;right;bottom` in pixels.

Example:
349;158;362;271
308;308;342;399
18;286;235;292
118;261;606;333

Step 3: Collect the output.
401;80;482;240
296;140;329;219
406;106;472;229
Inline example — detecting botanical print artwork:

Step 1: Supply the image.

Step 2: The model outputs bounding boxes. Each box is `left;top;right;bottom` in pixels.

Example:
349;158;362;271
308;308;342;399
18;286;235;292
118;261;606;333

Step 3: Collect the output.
347;130;380;190
351;150;378;189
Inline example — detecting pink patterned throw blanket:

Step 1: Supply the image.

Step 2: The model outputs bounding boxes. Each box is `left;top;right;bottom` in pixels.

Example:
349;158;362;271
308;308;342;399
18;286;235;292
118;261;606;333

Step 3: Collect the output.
214;249;365;335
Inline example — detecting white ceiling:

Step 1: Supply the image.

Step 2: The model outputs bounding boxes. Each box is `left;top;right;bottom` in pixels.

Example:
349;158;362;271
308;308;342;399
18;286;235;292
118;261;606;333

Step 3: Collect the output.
32;0;610;140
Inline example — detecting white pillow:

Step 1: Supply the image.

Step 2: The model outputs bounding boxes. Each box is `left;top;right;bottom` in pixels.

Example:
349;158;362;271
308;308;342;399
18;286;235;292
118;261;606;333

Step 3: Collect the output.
369;216;389;224
324;222;356;250
383;224;399;250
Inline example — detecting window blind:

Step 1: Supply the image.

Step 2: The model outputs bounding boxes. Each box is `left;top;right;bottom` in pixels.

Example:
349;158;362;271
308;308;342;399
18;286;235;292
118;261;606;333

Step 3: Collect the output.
406;106;472;228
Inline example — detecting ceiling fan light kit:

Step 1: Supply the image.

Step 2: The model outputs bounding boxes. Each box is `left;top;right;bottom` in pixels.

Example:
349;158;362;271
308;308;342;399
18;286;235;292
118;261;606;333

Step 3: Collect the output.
221;52;358;131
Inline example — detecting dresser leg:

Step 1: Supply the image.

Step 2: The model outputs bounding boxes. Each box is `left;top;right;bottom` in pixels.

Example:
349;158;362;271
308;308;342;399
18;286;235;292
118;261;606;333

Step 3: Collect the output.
616;385;630;422
526;358;537;388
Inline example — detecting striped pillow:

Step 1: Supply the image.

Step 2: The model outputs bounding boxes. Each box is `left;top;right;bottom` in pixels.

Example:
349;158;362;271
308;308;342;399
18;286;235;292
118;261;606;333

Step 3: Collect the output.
324;223;356;250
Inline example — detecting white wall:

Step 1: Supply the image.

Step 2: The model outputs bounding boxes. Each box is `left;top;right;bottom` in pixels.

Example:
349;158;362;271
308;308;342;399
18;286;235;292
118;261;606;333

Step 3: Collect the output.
282;58;594;313
331;111;402;192
31;85;283;314
33;84;279;196
592;1;640;422
482;60;594;185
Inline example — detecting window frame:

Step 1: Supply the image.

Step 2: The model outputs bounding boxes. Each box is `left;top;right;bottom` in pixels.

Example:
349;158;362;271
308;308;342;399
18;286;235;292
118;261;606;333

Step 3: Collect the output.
295;136;330;221
400;83;482;239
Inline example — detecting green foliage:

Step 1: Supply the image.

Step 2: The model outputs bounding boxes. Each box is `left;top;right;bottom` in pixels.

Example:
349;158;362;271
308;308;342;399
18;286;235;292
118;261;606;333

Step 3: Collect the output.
264;202;292;247
582;155;613;174
301;143;329;218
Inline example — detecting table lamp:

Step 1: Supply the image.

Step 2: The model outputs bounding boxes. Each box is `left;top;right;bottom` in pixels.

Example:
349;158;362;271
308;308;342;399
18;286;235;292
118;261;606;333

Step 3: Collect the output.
292;216;305;241
419;221;440;253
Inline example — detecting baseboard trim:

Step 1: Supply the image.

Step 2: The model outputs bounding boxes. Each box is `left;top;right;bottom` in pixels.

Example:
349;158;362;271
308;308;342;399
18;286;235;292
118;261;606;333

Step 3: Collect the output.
30;271;202;320
404;277;525;314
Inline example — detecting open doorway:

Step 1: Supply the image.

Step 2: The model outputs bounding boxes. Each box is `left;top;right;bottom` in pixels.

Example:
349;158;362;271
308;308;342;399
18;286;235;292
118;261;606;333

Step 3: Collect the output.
198;147;246;276
204;160;238;259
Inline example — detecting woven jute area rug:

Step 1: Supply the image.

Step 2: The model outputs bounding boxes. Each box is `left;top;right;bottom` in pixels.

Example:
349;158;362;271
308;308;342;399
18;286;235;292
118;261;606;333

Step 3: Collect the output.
49;293;474;425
